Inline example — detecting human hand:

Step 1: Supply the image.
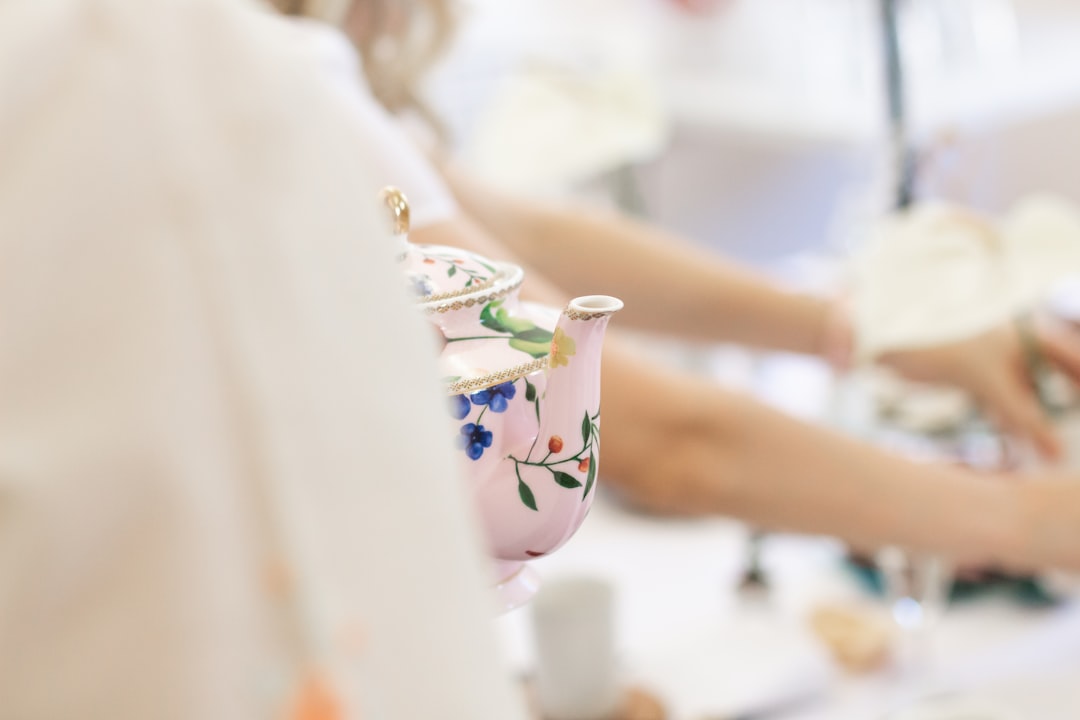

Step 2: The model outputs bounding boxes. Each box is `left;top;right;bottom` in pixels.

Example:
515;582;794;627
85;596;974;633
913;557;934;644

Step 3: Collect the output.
877;317;1080;460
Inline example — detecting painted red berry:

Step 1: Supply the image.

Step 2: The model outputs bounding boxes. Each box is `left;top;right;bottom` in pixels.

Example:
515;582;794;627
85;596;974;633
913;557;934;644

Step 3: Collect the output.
548;436;564;453
422;257;435;264
578;457;590;473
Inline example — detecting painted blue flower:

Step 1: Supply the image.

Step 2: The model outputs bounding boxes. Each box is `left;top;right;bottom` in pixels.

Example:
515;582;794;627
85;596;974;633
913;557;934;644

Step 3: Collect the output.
459;423;493;460
449;394;471;420
407;272;435;297
469;381;517;413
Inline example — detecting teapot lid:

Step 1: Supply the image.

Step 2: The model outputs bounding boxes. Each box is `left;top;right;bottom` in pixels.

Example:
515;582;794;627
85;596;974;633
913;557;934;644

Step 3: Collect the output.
401;243;508;302
378;187;523;309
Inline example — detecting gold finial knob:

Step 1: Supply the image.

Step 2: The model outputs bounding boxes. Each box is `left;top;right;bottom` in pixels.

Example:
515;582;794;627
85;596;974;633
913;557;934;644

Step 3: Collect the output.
378;186;410;235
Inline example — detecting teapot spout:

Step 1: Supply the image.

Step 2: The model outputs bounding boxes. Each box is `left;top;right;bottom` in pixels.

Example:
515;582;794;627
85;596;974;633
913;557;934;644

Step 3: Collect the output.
536;295;623;498
549;296;624;376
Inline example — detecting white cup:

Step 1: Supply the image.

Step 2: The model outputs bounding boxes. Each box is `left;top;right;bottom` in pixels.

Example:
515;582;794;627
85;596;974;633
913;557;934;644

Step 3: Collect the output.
531;576;619;720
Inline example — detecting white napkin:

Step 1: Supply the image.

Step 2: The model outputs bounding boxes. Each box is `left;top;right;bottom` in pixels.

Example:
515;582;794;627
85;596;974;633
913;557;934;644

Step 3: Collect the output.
851;203;1014;359
468;66;667;192
1002;195;1080;310
851;196;1080;359
461;0;667;193
630;609;833;719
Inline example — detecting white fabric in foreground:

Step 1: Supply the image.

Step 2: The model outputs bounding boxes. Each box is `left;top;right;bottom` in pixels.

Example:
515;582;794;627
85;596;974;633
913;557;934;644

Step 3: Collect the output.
0;1;524;718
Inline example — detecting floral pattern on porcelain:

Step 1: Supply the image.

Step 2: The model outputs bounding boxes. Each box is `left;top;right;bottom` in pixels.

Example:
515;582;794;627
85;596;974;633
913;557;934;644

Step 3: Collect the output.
435;296;619;566
441;309;614;566
382;186;622;595
448;344;602;515
442;298;554;359
400;244;500;300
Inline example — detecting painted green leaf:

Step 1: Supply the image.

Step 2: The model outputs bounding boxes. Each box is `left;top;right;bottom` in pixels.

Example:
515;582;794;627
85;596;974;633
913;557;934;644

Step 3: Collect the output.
525;381;537;402
518;479;538;511
480;300;512;333
583;451;597;499
447;265;457;278
512;327;553;343
479;260;498;274
581;412;591;444
495;308;537;335
480;300;549;338
509;337;553;359
441;375;462;383
553;471;582;489
465;278;473;287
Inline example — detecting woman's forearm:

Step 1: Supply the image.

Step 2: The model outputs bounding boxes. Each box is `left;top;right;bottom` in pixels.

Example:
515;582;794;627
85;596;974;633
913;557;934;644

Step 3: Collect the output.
598;339;1023;567
707;393;1018;565
444;166;832;356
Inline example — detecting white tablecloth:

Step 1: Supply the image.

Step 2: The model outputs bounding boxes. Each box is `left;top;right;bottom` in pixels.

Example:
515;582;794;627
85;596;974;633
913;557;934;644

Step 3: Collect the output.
497;497;1080;719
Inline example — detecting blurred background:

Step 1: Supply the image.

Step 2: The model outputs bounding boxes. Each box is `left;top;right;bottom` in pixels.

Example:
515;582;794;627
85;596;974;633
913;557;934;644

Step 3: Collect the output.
424;0;1080;264
413;2;1080;718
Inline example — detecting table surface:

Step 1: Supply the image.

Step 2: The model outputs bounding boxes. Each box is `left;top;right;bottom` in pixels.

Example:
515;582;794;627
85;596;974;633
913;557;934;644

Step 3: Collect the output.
494;354;1080;719
496;497;1080;719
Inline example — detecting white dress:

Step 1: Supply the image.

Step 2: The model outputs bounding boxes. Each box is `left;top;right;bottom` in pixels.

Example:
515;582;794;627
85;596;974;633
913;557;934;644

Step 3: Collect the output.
0;1;523;718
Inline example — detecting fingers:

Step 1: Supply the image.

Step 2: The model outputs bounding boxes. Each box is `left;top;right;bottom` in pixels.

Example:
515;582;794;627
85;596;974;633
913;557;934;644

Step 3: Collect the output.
976;367;1061;460
876;322;1071;461
1038;318;1080;386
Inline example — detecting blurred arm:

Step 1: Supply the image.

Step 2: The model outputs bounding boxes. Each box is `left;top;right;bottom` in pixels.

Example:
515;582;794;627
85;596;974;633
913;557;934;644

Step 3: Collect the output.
597;341;1027;568
439;166;1080;461
441;165;833;356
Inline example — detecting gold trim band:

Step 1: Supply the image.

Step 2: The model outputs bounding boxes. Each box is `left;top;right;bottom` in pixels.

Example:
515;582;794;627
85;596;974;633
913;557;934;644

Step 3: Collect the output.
563;307;618;321
420;275;498;303
422;276;524;315
446;358;548;396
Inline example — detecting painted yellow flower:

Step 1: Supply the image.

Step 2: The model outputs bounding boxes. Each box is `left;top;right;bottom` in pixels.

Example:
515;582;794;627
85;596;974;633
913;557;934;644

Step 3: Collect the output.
549;327;576;368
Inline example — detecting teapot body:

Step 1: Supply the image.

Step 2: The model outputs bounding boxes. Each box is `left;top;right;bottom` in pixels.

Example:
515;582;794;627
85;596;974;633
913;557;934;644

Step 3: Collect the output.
446;302;601;563
385;188;621;607
427;282;621;603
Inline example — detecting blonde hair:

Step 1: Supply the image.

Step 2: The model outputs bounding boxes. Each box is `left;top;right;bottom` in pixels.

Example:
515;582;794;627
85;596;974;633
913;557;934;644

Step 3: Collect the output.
271;0;454;129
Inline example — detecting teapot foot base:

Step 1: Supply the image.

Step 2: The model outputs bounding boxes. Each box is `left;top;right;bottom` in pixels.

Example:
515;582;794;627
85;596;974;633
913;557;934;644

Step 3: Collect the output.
494;560;540;613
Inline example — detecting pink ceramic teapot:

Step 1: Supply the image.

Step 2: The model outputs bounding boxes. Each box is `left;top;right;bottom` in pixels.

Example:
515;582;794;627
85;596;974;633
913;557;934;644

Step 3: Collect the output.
382;188;622;609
